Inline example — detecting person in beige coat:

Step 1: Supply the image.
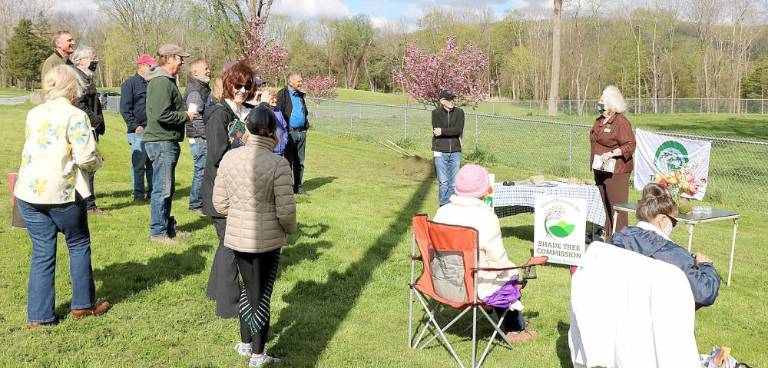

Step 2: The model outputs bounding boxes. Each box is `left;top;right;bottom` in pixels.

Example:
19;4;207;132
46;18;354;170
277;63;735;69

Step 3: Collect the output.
433;164;537;343
212;102;296;367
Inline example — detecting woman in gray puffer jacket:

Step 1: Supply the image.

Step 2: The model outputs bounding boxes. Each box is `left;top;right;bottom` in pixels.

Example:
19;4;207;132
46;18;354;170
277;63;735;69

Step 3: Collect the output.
213;102;297;367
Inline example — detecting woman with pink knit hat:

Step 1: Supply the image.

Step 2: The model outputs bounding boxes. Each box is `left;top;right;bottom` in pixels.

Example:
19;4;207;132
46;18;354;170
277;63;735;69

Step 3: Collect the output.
433;164;538;342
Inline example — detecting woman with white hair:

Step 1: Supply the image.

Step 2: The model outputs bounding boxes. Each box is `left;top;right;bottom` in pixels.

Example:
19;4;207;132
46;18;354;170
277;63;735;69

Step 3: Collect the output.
590;85;636;238
14;65;109;327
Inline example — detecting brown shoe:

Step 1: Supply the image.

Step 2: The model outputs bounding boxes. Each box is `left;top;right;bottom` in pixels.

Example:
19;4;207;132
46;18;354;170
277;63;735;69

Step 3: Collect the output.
505;329;538;343
151;235;178;245
71;301;110;319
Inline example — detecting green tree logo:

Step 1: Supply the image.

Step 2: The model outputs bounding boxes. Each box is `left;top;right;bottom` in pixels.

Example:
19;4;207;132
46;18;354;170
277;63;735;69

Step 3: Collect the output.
654;140;689;173
544;205;576;238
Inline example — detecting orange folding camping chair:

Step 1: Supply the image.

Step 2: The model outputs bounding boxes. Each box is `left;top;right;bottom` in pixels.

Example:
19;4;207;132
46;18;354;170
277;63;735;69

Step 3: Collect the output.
408;214;547;368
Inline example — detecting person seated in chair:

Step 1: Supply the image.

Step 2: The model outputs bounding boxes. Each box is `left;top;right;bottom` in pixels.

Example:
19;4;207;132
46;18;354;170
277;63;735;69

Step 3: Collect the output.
610;183;720;308
434;164;538;343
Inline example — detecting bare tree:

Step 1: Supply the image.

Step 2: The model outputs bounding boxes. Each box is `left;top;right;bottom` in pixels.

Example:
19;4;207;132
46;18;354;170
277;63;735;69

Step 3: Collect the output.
548;0;563;116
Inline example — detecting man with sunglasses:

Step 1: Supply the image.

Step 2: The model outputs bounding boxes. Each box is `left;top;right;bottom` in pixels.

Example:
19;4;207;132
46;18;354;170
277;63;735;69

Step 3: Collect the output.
611;183;720;308
143;44;197;244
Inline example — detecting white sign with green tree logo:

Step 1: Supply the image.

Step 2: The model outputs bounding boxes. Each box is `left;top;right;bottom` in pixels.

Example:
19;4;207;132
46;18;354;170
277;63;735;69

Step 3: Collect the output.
533;195;587;265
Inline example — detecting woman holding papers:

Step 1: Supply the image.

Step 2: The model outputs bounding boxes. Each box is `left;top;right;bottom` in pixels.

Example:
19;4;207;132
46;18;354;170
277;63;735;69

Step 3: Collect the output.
590;85;636;238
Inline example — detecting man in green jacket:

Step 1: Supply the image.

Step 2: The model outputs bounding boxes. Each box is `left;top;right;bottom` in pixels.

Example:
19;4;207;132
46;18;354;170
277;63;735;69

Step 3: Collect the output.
40;31;76;80
143;44;197;244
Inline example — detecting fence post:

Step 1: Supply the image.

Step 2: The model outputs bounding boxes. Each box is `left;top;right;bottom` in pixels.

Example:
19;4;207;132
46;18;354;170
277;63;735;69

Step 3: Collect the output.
474;113;479;151
403;103;408;140
568;124;574;177
349;106;353;133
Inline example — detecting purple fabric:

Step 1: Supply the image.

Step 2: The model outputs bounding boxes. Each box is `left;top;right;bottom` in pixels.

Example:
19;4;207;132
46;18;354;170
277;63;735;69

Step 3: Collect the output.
272;107;288;155
482;277;521;308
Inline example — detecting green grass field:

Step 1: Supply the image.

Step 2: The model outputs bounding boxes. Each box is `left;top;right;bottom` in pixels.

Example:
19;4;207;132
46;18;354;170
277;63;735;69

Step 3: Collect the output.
0;95;766;367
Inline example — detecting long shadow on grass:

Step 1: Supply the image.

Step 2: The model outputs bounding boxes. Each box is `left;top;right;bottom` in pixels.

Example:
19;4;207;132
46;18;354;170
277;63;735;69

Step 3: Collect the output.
302;176;337;192
55;244;210;318
501;225;534;242
556;321;573;368
269;177;433;366
100;186;191;212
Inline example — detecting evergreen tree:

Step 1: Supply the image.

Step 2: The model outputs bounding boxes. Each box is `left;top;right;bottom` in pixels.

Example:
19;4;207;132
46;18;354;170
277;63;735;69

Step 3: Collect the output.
742;56;768;98
6;18;51;89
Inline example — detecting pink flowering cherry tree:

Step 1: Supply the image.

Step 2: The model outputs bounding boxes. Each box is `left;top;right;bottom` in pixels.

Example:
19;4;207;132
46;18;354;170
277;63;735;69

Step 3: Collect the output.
239;3;288;83
302;76;337;100
394;36;491;108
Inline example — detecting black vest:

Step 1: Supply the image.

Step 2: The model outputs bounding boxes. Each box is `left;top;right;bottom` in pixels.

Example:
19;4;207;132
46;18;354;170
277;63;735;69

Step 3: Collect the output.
184;78;212;138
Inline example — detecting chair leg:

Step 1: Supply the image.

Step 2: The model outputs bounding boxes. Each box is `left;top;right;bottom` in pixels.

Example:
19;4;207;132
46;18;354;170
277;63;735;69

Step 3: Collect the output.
418;304;471;349
471;304;477;368
408;286;414;348
476;307;514;367
413;292;466;368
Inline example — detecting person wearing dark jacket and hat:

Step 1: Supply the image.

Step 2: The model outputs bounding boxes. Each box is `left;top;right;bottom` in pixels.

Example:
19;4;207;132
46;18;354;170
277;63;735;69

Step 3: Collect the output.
202;61;257;326
143;44;197;244
120;54;156;203
611;183;720;308
184;59;212;213
276;72;309;195
71;46;107;215
432;90;465;206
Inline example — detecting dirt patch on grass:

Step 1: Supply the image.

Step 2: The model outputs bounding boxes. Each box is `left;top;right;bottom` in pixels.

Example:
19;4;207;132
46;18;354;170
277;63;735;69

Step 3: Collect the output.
385;155;434;179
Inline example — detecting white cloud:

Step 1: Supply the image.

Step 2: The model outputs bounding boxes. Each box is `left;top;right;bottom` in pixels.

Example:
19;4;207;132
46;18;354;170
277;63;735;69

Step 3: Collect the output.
369;16;390;29
51;0;98;13
272;0;352;19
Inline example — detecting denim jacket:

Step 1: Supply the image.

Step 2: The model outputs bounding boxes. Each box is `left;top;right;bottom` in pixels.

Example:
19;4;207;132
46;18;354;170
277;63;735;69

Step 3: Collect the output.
610;224;720;306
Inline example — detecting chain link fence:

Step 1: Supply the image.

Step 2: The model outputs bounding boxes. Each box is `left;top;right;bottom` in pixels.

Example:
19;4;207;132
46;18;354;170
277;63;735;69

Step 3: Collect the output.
486;98;768;116
308;99;768;211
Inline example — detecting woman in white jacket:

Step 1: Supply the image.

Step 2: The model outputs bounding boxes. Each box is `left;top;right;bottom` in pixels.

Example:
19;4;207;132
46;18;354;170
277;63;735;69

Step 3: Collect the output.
434;164;537;342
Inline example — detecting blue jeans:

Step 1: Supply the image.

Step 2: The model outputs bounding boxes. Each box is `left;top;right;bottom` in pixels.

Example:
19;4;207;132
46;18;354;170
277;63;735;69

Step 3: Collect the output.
145;141;180;237
85;133;100;209
434;151;461;206
128;132;153;199
189;138;207;210
286;130;306;192
17;198;96;323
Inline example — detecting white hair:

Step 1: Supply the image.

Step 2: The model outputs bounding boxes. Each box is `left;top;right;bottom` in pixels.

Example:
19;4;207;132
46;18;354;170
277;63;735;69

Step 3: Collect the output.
69;46;95;63
42;65;85;102
601;85;627;114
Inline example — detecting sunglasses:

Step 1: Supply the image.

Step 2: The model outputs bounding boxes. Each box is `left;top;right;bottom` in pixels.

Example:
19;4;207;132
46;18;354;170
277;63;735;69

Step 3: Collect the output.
665;214;678;228
235;83;253;91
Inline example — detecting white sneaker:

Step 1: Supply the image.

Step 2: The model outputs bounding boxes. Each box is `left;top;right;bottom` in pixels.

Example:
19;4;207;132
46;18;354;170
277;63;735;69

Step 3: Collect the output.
235;342;252;357
249;353;282;367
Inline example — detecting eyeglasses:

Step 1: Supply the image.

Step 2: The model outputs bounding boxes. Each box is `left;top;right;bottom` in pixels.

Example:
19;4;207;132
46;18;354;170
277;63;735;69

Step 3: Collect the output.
235;83;252;91
665;214;678;228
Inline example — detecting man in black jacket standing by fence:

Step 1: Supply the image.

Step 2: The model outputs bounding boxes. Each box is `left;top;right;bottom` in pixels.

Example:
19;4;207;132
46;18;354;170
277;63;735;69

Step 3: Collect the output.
184;59;211;213
121;54;156;204
276;72;310;195
432;90;465;206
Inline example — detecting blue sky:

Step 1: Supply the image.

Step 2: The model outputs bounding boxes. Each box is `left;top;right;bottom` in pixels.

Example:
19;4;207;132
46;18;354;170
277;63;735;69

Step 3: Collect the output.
53;0;552;26
270;0;551;23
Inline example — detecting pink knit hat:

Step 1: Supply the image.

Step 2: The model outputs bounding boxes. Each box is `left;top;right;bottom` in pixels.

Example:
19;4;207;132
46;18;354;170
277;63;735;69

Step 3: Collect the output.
454;164;490;199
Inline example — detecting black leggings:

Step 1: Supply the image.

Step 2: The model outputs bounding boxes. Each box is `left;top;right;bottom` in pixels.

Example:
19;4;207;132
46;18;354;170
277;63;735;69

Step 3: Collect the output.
235;249;281;354
493;307;525;333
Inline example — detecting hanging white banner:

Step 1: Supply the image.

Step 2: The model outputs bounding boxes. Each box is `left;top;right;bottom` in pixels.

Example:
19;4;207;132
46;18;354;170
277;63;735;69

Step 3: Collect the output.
634;129;711;200
533;195;587;266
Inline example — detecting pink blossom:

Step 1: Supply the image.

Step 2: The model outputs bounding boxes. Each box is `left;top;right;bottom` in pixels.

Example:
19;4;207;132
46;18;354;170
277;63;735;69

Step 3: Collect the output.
239;17;287;82
393;36;493;108
303;76;337;98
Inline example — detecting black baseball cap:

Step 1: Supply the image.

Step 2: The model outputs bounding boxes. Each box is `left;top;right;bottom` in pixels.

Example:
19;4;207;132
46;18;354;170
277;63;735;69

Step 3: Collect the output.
245;103;276;136
439;90;456;101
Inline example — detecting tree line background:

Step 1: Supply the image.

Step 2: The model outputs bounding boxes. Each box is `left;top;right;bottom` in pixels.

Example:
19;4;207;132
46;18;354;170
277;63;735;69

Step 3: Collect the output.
1;0;767;108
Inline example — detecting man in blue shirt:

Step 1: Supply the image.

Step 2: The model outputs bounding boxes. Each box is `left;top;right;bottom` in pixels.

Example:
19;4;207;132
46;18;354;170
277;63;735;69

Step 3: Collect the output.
120;54;156;203
276;72;310;195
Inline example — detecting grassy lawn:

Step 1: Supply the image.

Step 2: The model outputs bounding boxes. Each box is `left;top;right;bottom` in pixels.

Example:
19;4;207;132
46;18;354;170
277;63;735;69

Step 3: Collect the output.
0;99;766;367
0;88;30;97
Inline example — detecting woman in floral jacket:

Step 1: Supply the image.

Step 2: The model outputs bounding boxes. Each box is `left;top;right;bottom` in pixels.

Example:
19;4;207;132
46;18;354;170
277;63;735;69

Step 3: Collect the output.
14;65;108;327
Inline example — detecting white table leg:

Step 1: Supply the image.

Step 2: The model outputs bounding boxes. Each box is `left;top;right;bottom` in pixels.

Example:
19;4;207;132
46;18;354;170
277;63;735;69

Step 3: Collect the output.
686;223;694;252
612;210;618;237
728;218;739;287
